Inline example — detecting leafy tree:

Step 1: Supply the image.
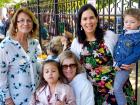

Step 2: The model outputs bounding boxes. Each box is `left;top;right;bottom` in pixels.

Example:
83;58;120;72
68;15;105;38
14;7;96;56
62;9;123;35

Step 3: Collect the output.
1;0;139;8
0;0;12;7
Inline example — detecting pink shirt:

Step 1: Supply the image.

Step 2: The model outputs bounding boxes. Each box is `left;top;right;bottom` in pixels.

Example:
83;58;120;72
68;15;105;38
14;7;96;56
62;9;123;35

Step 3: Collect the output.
29;81;76;105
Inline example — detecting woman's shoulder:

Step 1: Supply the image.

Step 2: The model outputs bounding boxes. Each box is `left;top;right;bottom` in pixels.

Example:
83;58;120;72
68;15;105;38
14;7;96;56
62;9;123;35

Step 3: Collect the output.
78;73;92;84
104;30;118;45
71;37;83;59
104;30;117;39
71;37;81;50
71;73;92;86
72;37;79;44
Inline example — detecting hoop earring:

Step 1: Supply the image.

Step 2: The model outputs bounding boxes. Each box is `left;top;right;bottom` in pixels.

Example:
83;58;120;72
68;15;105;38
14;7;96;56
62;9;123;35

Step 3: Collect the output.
81;27;83;30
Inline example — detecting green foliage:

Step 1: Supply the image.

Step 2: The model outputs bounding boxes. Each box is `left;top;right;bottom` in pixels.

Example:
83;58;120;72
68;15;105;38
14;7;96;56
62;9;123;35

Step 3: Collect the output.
56;0;87;13
0;0;139;8
3;0;138;12
96;0;115;10
133;0;139;2
0;0;11;7
14;3;21;9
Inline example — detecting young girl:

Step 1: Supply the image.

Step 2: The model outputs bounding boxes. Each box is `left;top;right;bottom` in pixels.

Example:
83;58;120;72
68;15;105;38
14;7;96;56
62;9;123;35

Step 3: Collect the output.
113;8;140;105
29;60;76;105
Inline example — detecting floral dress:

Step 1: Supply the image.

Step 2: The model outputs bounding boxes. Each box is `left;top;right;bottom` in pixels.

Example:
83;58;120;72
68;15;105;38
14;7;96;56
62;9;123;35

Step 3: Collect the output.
80;40;136;105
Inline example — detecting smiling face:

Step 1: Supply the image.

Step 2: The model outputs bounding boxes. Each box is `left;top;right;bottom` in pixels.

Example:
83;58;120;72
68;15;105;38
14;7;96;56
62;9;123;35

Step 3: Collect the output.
80;9;98;35
43;63;59;85
16;12;33;34
124;15;140;30
62;58;77;82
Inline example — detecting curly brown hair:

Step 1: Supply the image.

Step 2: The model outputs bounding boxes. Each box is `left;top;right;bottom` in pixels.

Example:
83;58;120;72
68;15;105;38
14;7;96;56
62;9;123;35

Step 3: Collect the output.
8;7;39;38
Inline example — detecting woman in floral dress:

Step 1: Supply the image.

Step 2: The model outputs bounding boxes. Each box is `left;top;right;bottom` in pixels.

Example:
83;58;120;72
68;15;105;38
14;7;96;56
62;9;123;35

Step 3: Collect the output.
71;4;136;105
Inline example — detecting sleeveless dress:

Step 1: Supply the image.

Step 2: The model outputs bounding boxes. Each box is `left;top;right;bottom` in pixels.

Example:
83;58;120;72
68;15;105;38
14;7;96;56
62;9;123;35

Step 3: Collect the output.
80;40;136;105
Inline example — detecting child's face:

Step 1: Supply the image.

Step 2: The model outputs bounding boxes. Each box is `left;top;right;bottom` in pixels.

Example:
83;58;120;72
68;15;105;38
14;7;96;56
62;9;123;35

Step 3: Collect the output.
43;63;59;84
124;15;140;30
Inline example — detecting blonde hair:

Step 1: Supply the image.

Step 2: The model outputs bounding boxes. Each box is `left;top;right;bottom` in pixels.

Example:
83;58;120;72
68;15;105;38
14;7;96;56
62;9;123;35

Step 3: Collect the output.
59;50;83;75
8;7;39;38
46;36;63;55
124;8;140;21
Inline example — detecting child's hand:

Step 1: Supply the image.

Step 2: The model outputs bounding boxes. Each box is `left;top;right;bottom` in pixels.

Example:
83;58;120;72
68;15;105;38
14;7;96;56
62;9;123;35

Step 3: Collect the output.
115;66;121;71
55;100;64;105
120;64;134;70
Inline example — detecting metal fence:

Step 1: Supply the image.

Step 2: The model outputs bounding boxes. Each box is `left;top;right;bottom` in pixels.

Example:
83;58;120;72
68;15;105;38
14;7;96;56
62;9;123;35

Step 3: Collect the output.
26;0;87;40
26;0;140;40
26;0;140;102
97;0;140;33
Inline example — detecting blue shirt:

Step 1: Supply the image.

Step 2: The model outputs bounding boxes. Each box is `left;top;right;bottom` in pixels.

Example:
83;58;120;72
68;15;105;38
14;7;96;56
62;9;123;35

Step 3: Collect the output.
114;30;140;67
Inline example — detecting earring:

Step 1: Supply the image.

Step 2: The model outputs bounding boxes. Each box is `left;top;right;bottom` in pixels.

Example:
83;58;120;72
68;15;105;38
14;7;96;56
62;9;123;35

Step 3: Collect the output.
81;27;83;30
16;29;17;32
32;30;33;32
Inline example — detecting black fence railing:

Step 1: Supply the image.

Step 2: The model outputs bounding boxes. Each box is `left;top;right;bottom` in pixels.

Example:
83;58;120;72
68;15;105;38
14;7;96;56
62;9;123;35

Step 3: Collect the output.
26;0;140;40
26;0;87;39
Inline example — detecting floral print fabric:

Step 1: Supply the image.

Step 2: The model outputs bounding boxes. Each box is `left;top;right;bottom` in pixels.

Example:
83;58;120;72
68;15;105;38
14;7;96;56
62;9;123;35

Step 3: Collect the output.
0;36;42;105
80;40;136;105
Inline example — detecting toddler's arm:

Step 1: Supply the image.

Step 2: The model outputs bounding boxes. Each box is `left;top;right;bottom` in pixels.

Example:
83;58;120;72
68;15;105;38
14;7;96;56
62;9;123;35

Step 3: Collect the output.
118;39;140;66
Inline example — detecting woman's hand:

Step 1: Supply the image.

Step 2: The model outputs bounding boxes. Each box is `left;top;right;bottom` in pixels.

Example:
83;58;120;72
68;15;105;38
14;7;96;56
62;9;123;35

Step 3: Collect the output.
114;66;121;71
120;64;135;70
5;97;15;105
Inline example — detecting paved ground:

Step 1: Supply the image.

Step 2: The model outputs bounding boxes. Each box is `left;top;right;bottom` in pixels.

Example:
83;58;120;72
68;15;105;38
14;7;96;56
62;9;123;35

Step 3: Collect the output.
130;62;140;104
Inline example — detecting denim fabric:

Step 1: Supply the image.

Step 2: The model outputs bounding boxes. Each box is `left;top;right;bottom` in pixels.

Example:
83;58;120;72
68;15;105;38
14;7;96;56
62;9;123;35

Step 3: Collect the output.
0;26;5;35
114;70;130;105
114;32;140;67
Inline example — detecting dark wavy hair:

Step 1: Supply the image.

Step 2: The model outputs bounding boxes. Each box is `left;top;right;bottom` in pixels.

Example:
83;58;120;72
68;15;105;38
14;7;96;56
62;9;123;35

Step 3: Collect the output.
77;4;104;43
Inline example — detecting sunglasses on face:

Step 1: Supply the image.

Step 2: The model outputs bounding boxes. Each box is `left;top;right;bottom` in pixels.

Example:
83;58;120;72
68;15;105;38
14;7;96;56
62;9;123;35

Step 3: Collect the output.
62;63;77;70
